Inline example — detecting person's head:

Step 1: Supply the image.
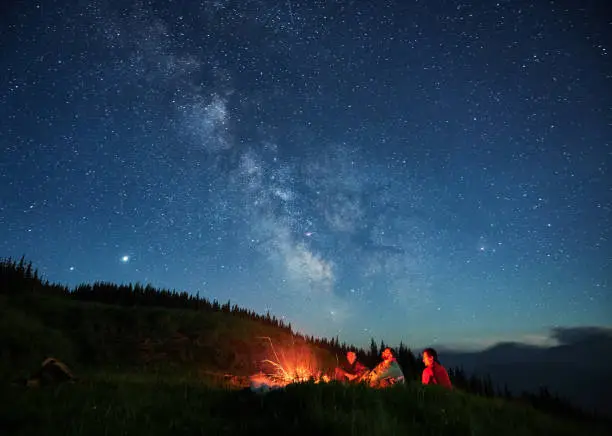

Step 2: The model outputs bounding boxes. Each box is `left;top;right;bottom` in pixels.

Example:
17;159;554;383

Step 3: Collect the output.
346;351;357;365
381;347;394;361
422;348;438;367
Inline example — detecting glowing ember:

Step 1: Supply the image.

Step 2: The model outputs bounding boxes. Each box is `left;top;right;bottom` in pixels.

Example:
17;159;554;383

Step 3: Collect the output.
250;337;329;389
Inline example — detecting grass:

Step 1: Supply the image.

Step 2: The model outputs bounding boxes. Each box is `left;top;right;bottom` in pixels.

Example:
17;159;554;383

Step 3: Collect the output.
1;374;609;436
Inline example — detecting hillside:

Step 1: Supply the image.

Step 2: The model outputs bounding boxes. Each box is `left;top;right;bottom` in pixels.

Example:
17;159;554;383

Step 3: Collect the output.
0;284;338;384
1;258;610;435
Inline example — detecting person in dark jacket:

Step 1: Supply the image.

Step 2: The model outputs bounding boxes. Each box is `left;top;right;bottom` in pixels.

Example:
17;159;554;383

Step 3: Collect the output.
421;347;452;389
334;351;369;382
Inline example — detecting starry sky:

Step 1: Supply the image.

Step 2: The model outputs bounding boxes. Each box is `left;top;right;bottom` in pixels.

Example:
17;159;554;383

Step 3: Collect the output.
2;0;611;350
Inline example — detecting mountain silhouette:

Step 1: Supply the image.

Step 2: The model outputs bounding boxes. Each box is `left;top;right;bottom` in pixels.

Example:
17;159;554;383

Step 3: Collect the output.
440;327;612;417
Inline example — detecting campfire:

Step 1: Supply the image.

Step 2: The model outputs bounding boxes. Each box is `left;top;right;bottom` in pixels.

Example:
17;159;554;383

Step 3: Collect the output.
249;337;330;391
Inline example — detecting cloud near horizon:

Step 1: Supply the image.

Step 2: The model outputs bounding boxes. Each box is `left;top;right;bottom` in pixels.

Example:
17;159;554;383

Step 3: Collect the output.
439;325;612;352
550;325;612;345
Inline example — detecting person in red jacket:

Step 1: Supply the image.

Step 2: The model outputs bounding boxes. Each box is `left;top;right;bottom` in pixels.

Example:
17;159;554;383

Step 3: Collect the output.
421;347;452;389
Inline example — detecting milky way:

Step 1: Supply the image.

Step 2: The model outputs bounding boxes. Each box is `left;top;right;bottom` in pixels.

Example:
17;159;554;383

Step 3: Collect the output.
2;0;610;349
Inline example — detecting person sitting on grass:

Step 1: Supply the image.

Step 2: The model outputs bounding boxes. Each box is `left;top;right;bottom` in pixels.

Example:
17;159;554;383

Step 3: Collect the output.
421;347;452;389
334;350;369;383
367;347;405;388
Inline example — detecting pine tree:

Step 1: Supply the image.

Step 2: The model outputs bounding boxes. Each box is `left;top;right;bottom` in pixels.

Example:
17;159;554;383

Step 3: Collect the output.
369;338;379;365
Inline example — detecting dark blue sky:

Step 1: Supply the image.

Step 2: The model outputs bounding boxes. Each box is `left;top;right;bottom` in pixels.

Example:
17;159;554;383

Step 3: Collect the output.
2;0;610;349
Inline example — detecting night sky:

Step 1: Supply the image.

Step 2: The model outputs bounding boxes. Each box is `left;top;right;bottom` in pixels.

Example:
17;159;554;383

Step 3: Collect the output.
2;0;611;350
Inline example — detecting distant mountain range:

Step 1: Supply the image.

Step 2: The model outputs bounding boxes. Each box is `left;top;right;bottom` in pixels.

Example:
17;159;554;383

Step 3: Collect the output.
440;326;612;418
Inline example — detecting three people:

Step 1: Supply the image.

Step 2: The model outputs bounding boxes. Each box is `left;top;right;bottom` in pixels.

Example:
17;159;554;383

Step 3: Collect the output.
333;346;453;390
421;347;452;389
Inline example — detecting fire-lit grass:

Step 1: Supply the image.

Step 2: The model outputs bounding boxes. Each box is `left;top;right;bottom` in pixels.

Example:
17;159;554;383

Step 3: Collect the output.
252;336;330;387
1;375;608;436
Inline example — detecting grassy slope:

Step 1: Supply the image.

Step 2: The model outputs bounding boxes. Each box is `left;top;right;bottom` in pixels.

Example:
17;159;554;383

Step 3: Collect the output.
3;377;608;436
1;292;610;436
0;292;335;380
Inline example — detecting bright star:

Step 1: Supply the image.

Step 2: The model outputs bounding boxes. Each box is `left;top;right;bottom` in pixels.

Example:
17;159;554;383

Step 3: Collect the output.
121;255;130;263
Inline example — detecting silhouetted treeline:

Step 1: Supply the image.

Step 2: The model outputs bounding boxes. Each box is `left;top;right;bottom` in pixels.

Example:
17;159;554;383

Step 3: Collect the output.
518;386;608;424
447;358;606;422
1;256;606;424
0;256;69;297
71;282;293;331
0;257;292;333
448;367;497;398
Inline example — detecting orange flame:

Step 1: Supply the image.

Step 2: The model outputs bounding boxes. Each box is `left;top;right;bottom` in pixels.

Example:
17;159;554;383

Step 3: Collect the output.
250;337;329;387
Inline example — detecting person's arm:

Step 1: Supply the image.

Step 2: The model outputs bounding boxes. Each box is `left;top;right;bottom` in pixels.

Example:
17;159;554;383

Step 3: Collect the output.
370;361;398;381
381;361;404;380
422;367;434;384
435;365;452;388
347;368;368;381
355;362;369;376
369;362;385;381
